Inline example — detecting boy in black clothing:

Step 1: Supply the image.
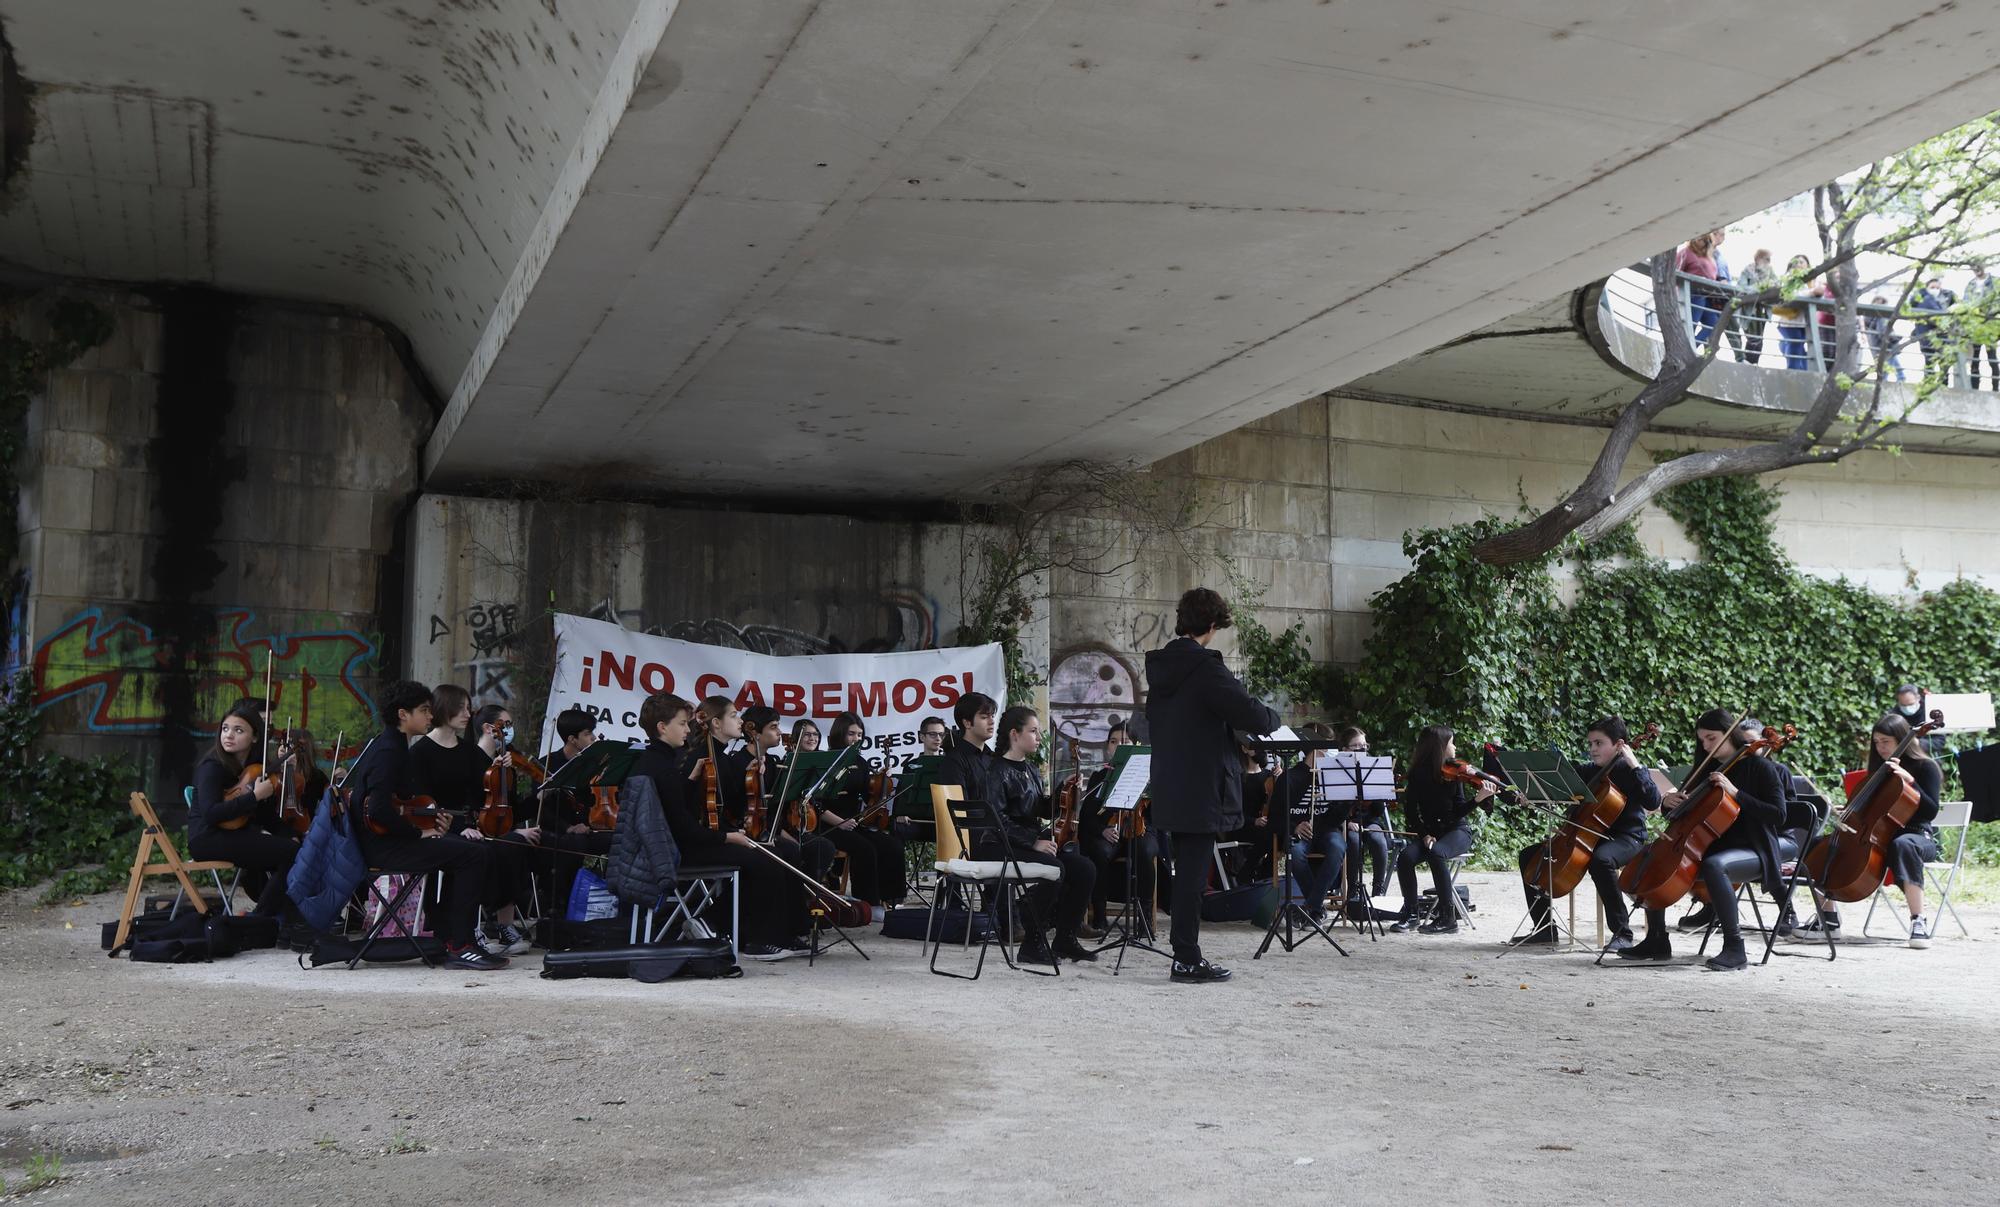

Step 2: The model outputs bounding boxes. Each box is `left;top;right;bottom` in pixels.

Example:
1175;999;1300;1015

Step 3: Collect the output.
347;679;506;972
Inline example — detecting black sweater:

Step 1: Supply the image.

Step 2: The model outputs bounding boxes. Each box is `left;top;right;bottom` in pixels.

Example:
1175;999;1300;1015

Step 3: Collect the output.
988;756;1048;851
632;739;728;859
408;735;489;814
1404;771;1477;840
1580;758;1663;841
934;740;996;811
346;729;421;839
190;756;256;841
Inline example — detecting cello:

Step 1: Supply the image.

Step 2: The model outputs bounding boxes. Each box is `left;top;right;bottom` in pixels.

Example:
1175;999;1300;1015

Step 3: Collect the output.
1533;722;1659;899
1804;709;1944;901
1619;723;1795;910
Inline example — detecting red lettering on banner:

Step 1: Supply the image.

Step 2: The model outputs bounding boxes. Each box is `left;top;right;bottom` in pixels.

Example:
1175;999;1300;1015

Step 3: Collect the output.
812;683;839;715
846;681;887;716
892;678;924;711
695;674;728;700
599;652;636;692
774;683;805;714
930;673;965;709
639;662;673;694
734;681;767;709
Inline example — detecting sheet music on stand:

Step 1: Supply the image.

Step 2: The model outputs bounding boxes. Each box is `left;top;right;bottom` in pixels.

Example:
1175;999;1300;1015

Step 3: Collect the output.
1316;753;1397;802
1101;746;1150;813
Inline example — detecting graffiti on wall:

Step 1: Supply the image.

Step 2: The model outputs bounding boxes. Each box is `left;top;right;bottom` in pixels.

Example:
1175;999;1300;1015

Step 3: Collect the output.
429;601;525;705
582;586;944;656
31;607;380;739
1049;643;1144;773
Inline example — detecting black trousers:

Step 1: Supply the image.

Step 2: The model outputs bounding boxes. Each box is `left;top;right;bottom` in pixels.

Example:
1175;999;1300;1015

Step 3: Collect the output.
690;845;805;947
1518;832;1644;937
779;832;836;882
188;827;300;917
1082;830;1158;923
1395;825;1474;917
1168;831;1216;964
361;832;491;946
971;837;1094;939
823;825;906;905
1641;847;1766;941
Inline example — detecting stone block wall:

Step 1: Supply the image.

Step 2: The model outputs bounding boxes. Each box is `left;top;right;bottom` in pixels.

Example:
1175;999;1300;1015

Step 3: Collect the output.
10;288;433;792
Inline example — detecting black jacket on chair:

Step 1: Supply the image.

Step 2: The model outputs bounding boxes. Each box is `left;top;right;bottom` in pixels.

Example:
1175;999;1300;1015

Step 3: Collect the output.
1143;636;1280;834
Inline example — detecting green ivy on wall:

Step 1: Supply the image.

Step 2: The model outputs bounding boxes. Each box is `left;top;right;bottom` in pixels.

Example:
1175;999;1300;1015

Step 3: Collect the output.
1348;469;2000;869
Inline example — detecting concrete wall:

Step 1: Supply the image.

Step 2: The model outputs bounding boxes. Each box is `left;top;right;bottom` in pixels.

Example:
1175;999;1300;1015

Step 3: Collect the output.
11;288;432;789
405;494;1043;744
1048;393;2000;756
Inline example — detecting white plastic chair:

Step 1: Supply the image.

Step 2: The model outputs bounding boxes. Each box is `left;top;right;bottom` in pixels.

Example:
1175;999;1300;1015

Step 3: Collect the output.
1862;801;1972;939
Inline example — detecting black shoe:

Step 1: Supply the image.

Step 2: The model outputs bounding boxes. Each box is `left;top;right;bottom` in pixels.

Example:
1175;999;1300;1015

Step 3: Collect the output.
1053;935;1098;963
1615;935;1671;961
1418;918;1459;935
1676;905;1715;932
780;936;814;953
1390;908;1425;933
281;920;320;953
1170;959;1232;984
1512;927;1559;946
1602;933;1636;953
741;943;794;962
1017;940;1055;965
1703;937;1748;971
446;944;508;971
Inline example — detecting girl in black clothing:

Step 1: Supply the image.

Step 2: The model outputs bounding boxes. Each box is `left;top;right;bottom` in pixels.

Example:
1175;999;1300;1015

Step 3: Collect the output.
1797;713;1943;948
1077;722;1157;932
1619;712;1788;971
985;706;1096;962
814;712;907;915
631;692;804;960
409;688;538;955
188;702;301;919
728;704;837;882
791;717;822;754
1391;724;1498;935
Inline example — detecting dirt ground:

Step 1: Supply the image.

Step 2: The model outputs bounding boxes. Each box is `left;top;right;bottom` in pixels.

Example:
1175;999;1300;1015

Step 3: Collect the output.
1;872;1994;1206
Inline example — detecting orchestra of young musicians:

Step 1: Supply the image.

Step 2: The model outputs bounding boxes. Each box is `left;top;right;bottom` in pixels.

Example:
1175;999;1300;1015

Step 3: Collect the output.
192;670;1957;976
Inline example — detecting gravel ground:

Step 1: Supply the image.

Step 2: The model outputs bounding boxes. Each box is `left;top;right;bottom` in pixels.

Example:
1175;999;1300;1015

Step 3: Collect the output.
1;873;1995;1206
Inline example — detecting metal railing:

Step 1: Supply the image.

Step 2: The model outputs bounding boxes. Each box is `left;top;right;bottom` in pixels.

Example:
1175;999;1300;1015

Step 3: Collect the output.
1598;266;1994;389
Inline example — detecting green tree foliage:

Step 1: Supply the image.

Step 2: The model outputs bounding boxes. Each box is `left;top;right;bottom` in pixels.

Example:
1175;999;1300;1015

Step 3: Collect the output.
1352;474;2000;868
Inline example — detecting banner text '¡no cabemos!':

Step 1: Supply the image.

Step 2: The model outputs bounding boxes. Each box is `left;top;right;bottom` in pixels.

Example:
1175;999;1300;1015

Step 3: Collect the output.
579;651;975;718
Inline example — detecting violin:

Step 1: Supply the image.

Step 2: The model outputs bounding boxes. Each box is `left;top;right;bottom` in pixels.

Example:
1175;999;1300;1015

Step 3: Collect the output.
478;751;543;838
272;723;315;836
1619;723;1795;910
586;772;621;832
1805;709;1944;901
1441;758;1516;804
364;793;452;837
742;753;769;840
699;733;725;832
1052;772;1081;847
1531;722;1659;900
1115;793;1150;842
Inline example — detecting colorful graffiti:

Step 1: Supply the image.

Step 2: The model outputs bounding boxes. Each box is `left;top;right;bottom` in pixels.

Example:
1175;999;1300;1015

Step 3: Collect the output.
1049;643;1144;773
31;608;379;738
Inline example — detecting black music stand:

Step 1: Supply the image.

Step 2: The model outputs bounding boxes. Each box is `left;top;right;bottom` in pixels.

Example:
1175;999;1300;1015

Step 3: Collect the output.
1250;738;1349;960
1090;745;1169;975
1491;750;1599;957
1319;752;1396;940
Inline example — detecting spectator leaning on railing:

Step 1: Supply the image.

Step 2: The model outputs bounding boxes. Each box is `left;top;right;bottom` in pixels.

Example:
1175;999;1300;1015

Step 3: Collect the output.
1770;255;1814;370
1677;234;1723;346
1912;277;1957;386
1864;295;1905;382
1962;262;1996;390
1736;249;1777;364
1709;230;1747;359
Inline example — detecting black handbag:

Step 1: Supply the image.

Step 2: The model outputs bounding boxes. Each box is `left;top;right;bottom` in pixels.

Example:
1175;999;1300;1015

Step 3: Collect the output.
540;940;740;982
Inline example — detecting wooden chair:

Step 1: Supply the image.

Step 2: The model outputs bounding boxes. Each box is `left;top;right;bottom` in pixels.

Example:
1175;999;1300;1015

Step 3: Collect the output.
112;792;239;953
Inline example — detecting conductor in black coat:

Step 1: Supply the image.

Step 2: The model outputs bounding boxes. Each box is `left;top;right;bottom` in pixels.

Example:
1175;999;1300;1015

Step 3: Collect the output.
1144;588;1281;983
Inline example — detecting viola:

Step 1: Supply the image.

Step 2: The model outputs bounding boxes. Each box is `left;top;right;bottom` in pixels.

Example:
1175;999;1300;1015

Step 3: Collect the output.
273;725;315;836
1805;709;1943;901
586;773;620;832
479;750;544;838
1619;724;1795;910
1531;721;1659;900
1052;773;1081;847
742;754;769;840
365;793;452;837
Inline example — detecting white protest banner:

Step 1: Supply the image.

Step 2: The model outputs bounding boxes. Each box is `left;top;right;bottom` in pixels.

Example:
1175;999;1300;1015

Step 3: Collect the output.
539;613;1006;773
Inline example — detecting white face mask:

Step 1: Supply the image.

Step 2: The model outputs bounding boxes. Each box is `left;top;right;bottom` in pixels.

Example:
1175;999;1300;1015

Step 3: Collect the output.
500;725;515;745
1898;703;1920;718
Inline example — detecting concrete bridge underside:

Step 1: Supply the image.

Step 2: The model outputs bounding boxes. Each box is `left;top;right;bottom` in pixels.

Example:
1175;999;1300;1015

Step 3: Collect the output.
4;2;2000;500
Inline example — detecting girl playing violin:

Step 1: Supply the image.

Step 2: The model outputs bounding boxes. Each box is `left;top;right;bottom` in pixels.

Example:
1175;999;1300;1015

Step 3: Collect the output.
1794;713;1943;948
411;690;538;957
188;702;304;924
815;712;907;920
790;717;822;754
732;704;837;883
1618;710;1788;970
1077;717;1156;934
1390;724;1498;935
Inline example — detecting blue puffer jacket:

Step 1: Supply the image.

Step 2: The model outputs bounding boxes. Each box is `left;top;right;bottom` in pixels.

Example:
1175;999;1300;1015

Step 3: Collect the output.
286;786;368;932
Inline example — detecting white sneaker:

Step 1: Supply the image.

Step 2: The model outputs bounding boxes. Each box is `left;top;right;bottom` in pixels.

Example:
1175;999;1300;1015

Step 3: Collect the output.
481;923;532;956
1908;917;1932;949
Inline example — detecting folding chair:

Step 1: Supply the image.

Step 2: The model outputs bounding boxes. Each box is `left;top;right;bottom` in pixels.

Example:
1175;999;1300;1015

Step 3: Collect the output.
350;871;442;967
170;786;244;918
629;865;742;961
1863;801;1973;940
925;785;1061;980
111;793;242;953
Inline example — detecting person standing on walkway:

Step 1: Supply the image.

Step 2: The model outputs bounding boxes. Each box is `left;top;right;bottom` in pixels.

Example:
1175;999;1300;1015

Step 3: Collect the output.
1144;588;1281;984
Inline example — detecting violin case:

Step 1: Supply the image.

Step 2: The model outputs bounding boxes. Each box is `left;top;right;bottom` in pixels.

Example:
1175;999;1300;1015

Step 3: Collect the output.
540;939;740;982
